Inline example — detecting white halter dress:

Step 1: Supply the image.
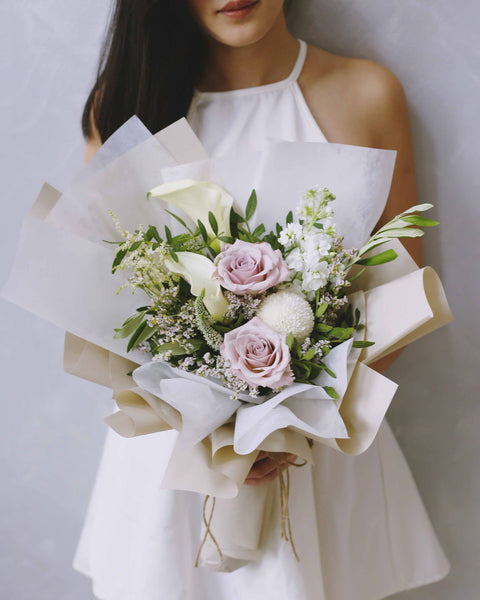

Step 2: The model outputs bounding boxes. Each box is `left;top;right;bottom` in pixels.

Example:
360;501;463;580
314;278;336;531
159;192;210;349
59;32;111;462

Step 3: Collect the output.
73;39;450;600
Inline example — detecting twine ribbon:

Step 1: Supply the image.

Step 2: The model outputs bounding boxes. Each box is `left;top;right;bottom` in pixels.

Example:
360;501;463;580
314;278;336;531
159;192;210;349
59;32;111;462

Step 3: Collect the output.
194;450;309;567
268;451;308;562
194;495;223;568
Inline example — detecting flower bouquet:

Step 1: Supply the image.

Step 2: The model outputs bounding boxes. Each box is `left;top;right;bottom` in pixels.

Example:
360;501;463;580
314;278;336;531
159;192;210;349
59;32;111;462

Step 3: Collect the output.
2;116;453;571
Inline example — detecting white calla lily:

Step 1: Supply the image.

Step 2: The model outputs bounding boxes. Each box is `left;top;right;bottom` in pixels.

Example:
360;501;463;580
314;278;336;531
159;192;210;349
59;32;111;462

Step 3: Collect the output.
164;251;228;320
148;179;233;251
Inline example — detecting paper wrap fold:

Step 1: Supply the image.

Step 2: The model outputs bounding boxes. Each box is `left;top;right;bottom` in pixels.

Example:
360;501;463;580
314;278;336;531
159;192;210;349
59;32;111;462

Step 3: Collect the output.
1;117;453;571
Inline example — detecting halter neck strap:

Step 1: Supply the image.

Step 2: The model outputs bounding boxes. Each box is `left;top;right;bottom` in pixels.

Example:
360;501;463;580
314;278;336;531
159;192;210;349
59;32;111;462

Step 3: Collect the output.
192;38;307;98
288;39;307;83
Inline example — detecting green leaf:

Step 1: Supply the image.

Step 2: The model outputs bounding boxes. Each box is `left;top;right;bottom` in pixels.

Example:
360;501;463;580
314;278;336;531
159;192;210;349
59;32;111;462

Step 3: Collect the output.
236;227;249;241
206;246;217;259
112;247;128;273
286;210;293;225
197;219;209;243
218;235;235;244
357;239;390;257
168;248;179;262
302;348;316;361
171;233;192;245
352;340;375;348
377;228;424;239
344;303;354;326
208;211;219;235
252;224;266;239
354;308;361;326
376;219;412;234
323;386;339;400
164;225;172;243
400;203;434;215
146;225;162;243
293;360;311;380
230;208;245;224
233;313;245;328
329;327;354;340
164;210;189;231
126;321;148;352
315;302;328;318
401;215;439;227
316;323;332;333
309;363;323;379
292;337;302;358
113;311;145;339
356;249;398;266
286;332;294;350
245;189;257;221
129;240;143;252
321;364;337;378
348;266;366;283
134;324;157;347
153;339;203;356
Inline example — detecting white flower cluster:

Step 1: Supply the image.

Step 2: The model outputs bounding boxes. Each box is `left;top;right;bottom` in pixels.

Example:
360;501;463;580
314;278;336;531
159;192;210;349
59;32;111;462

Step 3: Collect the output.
256;291;314;342
278;187;348;297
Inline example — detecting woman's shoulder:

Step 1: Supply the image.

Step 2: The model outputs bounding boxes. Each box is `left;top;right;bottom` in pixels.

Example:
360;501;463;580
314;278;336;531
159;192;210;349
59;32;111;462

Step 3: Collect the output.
300;43;409;148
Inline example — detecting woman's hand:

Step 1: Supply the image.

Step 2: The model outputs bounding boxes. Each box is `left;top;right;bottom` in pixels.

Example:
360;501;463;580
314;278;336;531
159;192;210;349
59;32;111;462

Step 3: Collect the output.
244;451;297;485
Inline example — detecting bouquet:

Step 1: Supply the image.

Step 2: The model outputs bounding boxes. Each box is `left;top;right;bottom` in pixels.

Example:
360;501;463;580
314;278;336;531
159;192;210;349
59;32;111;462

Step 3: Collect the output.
2;116;453;571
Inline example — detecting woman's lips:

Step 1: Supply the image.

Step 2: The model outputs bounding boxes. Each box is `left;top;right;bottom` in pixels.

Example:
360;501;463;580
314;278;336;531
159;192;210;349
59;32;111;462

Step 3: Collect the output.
217;0;260;19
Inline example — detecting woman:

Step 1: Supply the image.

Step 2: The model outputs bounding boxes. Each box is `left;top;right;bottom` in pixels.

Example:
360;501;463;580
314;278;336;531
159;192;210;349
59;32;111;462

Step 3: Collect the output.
75;1;450;598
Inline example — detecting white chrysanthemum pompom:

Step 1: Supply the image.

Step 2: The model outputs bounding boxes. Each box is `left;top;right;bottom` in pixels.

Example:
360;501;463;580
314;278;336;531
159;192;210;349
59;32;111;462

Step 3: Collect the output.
256;291;314;342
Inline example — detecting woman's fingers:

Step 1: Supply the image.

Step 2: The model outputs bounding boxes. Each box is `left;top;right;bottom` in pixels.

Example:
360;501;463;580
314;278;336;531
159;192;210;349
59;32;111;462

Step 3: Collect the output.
244;452;298;485
245;458;286;485
248;456;280;479
245;466;285;485
255;451;269;462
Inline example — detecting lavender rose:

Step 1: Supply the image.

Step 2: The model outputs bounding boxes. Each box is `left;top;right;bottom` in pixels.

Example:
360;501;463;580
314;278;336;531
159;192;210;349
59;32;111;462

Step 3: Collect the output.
220;317;294;390
212;240;289;295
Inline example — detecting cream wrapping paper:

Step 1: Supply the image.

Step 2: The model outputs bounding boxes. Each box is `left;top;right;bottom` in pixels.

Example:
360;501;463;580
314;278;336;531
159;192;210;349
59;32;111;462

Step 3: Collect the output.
1;117;453;571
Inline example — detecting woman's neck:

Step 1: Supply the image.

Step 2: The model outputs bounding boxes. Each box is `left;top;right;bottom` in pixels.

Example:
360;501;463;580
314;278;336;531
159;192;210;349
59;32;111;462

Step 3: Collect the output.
198;18;298;92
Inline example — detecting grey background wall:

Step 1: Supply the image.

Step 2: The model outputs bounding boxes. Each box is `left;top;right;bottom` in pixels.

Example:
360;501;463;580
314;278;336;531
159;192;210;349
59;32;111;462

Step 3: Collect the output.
0;1;478;598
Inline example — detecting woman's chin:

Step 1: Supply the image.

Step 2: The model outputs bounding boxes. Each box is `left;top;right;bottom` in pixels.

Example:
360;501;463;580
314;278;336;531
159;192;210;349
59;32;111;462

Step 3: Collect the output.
208;22;272;48
190;0;285;48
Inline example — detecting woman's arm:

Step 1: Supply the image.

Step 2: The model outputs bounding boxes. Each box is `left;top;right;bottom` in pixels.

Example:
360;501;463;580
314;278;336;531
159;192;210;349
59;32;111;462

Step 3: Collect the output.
302;50;424;373
366;64;423;268
354;62;423;373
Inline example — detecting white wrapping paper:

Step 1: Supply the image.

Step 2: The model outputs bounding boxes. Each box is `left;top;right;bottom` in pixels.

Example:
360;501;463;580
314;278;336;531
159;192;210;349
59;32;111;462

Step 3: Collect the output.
1;117;453;571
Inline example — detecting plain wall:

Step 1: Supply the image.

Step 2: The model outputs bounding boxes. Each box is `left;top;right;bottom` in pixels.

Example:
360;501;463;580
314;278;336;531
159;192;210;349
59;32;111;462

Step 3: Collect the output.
0;1;478;598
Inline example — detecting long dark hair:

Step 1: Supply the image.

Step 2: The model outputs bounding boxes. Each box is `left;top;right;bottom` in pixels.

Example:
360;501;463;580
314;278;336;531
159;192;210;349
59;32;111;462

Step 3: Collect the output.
82;0;207;142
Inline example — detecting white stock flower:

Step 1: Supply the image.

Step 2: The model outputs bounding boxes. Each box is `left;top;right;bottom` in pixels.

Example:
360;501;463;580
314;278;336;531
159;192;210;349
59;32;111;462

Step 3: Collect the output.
278;222;303;249
302;262;330;292
285;247;304;271
256;291;315;342
301;232;332;269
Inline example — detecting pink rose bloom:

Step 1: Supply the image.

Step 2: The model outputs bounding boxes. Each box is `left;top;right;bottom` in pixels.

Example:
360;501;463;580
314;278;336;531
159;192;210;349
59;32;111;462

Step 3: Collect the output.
221;317;294;390
212;240;289;295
